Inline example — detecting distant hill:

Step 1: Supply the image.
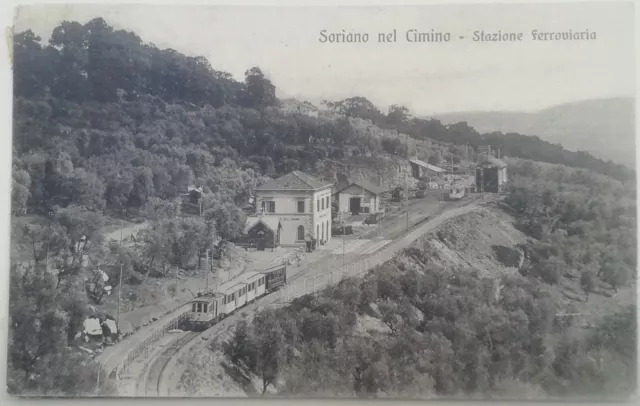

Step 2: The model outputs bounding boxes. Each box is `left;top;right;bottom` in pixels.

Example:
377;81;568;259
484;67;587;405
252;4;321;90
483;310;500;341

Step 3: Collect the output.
432;98;636;168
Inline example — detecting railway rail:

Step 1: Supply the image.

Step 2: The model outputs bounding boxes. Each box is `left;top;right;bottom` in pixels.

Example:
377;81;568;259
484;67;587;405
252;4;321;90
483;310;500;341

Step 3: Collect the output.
142;331;201;396
123;195;494;396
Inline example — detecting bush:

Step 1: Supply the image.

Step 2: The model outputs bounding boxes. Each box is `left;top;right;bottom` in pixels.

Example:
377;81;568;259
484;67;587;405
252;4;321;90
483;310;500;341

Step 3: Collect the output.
532;258;564;285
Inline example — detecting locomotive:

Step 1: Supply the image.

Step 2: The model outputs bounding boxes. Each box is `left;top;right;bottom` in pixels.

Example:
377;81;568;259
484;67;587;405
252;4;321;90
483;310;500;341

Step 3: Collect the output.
185;264;287;331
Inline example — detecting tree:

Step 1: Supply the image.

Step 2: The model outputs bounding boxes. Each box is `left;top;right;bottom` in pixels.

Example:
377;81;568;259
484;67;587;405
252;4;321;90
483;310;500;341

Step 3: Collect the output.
49;206;105;287
7;264;108;396
12;168;31;215
580;269;596;302
601;259;631;293
387;104;410;126
205;202;246;258
251;310;285;395
244;67;277;109
224;320;257;371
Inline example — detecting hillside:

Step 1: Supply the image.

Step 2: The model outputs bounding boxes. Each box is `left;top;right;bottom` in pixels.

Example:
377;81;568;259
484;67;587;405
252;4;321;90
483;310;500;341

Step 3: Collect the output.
202;156;636;400
433;98;636;169
190;203;636;399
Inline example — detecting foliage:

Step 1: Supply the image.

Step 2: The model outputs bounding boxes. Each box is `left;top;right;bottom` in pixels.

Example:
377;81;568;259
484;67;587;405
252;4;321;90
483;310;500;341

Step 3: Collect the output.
223;248;636;399
504;159;636;292
7;264;114;396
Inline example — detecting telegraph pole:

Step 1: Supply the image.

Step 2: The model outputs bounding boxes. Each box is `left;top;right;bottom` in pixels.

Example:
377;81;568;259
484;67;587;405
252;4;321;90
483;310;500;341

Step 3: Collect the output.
404;132;409;233
342;220;346;266
205;249;210;293
45;210;53;271
116;217;123;328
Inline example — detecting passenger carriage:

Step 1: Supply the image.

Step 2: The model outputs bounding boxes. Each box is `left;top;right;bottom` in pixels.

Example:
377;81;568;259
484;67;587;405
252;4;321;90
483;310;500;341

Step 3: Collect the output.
217;280;249;315
241;271;266;302
261;264;287;292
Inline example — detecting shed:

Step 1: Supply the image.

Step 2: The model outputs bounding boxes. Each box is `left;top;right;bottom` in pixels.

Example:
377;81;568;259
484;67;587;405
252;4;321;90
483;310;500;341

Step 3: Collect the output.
476;157;508;193
334;179;389;215
240;217;282;251
409;158;445;180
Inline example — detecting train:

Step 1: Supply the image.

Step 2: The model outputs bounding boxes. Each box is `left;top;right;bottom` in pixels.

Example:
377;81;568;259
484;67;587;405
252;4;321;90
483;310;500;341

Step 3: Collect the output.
448;185;466;200
184;264;287;331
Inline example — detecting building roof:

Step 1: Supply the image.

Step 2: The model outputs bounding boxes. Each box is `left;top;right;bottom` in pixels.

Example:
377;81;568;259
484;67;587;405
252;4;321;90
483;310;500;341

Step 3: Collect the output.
409;158;445;173
335;179;389;196
478;156;508;169
244;216;281;233
255;171;333;191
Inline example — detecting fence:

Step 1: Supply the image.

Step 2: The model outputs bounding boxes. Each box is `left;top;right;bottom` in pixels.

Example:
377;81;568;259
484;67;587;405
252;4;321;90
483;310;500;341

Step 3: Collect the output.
115;311;188;379
279;204;480;303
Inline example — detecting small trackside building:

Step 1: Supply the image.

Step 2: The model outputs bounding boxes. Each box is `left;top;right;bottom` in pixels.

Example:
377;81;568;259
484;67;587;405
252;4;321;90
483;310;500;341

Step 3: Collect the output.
476;156;508;193
254;171;334;246
240;217;282;251
334;179;388;216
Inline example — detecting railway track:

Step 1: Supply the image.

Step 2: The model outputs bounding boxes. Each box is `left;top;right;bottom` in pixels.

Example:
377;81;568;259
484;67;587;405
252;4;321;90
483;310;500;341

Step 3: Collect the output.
132;196;492;396
143;331;201;396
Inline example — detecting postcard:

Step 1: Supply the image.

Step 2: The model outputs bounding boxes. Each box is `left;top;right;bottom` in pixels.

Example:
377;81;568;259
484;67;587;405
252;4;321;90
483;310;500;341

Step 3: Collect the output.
5;1;637;401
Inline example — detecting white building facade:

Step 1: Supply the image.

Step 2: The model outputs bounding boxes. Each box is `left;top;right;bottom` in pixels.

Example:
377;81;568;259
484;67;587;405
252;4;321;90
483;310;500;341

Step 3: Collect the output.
254;171;334;246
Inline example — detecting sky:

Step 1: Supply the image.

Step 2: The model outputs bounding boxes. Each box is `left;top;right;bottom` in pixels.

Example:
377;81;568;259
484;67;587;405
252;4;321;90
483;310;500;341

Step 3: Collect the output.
12;2;636;115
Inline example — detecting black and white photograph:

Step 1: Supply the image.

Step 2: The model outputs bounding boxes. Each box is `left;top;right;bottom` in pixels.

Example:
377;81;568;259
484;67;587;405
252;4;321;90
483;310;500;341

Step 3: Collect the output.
3;0;638;401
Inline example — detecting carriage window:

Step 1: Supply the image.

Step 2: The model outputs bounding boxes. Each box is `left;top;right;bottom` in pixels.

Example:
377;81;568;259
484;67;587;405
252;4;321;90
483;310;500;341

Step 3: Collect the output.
203;303;208;313
196;303;201;312
192;303;197;312
248;283;253;291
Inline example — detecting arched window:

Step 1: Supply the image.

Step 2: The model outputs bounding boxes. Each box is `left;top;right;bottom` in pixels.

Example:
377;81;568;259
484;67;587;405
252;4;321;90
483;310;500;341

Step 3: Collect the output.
297;225;305;241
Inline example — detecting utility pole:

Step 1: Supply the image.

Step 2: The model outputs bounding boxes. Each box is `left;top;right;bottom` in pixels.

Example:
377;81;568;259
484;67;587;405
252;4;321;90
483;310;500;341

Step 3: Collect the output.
404;132;409;233
205;249;210;293
45;210;53;271
342;220;345;266
116;217;123;328
481;167;485;200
